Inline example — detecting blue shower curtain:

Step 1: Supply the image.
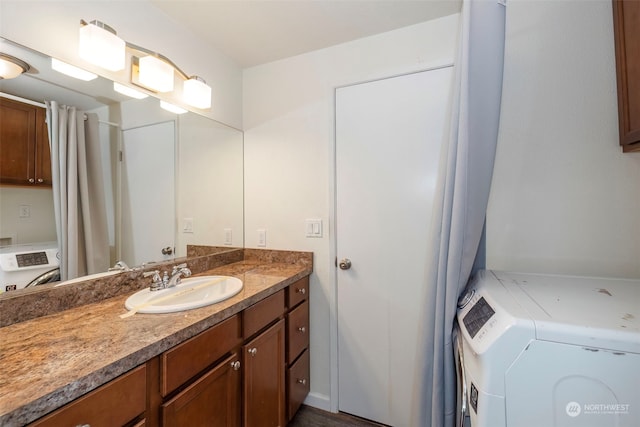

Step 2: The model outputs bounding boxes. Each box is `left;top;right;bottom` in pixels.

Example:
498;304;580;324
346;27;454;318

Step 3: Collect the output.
411;0;506;426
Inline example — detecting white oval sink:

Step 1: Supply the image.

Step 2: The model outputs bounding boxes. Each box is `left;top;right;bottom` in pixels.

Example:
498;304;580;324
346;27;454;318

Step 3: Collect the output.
125;275;243;314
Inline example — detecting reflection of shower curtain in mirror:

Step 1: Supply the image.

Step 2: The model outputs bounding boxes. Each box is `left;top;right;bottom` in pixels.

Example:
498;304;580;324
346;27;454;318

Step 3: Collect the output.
45;101;109;281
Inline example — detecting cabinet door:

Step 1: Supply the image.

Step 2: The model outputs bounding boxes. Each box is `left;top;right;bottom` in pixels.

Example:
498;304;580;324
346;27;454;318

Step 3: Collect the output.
243;319;286;427
162;353;241;427
0;97;36;185
34;107;52;185
613;0;640;150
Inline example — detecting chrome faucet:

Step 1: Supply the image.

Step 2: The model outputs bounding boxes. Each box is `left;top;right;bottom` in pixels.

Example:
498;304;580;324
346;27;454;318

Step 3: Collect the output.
167;263;192;288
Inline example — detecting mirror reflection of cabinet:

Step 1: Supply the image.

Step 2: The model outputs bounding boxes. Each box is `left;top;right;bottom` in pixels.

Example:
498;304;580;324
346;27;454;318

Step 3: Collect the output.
0;97;52;186
612;0;640;152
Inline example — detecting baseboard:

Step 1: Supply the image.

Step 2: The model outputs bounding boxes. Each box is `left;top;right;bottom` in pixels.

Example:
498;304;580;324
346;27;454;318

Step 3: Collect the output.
303;391;332;412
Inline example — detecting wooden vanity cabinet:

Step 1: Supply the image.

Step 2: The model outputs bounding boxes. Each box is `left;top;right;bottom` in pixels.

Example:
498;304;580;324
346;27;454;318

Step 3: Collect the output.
28;365;146;427
285;277;310;421
0;97;52;186
612;0;640;151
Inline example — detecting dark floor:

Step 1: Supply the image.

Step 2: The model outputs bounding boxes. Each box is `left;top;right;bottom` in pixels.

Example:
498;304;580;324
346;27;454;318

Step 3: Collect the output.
289;405;386;427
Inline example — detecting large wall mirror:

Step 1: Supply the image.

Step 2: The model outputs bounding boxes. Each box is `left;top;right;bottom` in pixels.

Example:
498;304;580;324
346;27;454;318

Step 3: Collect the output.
0;38;243;294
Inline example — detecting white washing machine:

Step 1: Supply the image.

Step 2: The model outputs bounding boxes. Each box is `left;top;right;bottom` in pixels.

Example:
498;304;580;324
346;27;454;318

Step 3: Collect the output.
0;242;60;292
455;270;640;427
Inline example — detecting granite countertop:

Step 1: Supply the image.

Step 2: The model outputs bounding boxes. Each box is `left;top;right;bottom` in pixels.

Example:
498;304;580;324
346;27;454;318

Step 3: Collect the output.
0;259;311;427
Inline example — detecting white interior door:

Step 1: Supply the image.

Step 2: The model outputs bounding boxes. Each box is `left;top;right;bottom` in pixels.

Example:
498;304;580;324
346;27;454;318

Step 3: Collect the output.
336;68;452;426
121;121;175;266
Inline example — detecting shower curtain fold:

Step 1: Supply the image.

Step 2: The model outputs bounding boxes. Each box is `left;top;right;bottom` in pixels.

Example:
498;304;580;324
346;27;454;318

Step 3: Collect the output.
46;101;109;281
411;0;506;426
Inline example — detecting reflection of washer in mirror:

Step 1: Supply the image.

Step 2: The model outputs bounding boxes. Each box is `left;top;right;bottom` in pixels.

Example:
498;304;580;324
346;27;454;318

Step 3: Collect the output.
27;268;60;287
0;242;59;291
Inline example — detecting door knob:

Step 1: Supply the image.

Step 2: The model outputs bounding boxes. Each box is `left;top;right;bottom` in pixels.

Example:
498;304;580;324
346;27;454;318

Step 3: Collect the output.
161;246;173;255
339;258;352;270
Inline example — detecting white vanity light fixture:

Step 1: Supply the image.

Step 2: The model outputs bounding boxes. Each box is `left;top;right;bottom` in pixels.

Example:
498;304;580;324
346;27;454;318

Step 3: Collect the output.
0;53;30;79
51;58;97;81
79;20;126;72
113;82;148;99
160;100;187;114
183;76;211;109
137;55;174;92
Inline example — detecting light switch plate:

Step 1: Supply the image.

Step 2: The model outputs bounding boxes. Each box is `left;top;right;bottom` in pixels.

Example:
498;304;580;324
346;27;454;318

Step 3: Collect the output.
257;229;266;247
224;228;232;245
305;219;323;238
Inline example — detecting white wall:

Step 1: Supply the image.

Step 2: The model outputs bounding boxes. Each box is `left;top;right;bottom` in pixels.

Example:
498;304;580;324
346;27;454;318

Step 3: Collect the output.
176;113;244;253
0;187;56;245
487;0;640;278
243;15;459;408
0;1;243;129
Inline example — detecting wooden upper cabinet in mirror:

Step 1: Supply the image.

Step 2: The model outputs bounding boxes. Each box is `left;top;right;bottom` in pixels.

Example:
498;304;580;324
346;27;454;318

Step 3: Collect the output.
0;97;52;186
612;0;640;152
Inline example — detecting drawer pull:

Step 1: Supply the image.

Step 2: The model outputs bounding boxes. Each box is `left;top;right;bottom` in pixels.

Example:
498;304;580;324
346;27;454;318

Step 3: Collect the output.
297;326;306;333
297;379;307;385
231;360;241;370
296;287;306;295
248;347;258;356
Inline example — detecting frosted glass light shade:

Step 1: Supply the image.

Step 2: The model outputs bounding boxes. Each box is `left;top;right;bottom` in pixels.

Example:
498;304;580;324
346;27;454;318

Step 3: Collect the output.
139;56;174;92
79;22;125;71
113;82;148;99
183;77;211;109
0;55;28;79
160;100;187;114
51;58;97;81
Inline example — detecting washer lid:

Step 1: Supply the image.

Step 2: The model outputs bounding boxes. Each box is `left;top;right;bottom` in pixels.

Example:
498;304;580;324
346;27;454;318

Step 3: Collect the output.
494;271;640;354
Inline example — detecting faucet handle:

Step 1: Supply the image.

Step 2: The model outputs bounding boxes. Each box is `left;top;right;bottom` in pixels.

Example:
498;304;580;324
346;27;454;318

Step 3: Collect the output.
172;263;187;271
143;270;160;279
144;270;164;291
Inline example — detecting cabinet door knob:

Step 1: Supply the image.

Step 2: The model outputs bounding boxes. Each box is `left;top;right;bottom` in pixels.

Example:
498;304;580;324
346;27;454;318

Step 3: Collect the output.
37;178;43;183
296;287;306;295
297;326;306;333
248;347;258;356
231;360;241;371
28;178;35;183
297;379;307;385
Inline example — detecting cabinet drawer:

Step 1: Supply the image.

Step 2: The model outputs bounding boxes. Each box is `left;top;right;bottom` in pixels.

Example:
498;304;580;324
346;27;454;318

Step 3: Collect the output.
286;299;309;364
29;365;146;427
286;276;309;309
287;349;310;421
243;289;285;339
162;314;241;397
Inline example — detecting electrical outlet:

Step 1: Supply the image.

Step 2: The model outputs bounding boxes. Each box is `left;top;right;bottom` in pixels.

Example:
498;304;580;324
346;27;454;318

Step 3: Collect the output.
183;218;194;233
